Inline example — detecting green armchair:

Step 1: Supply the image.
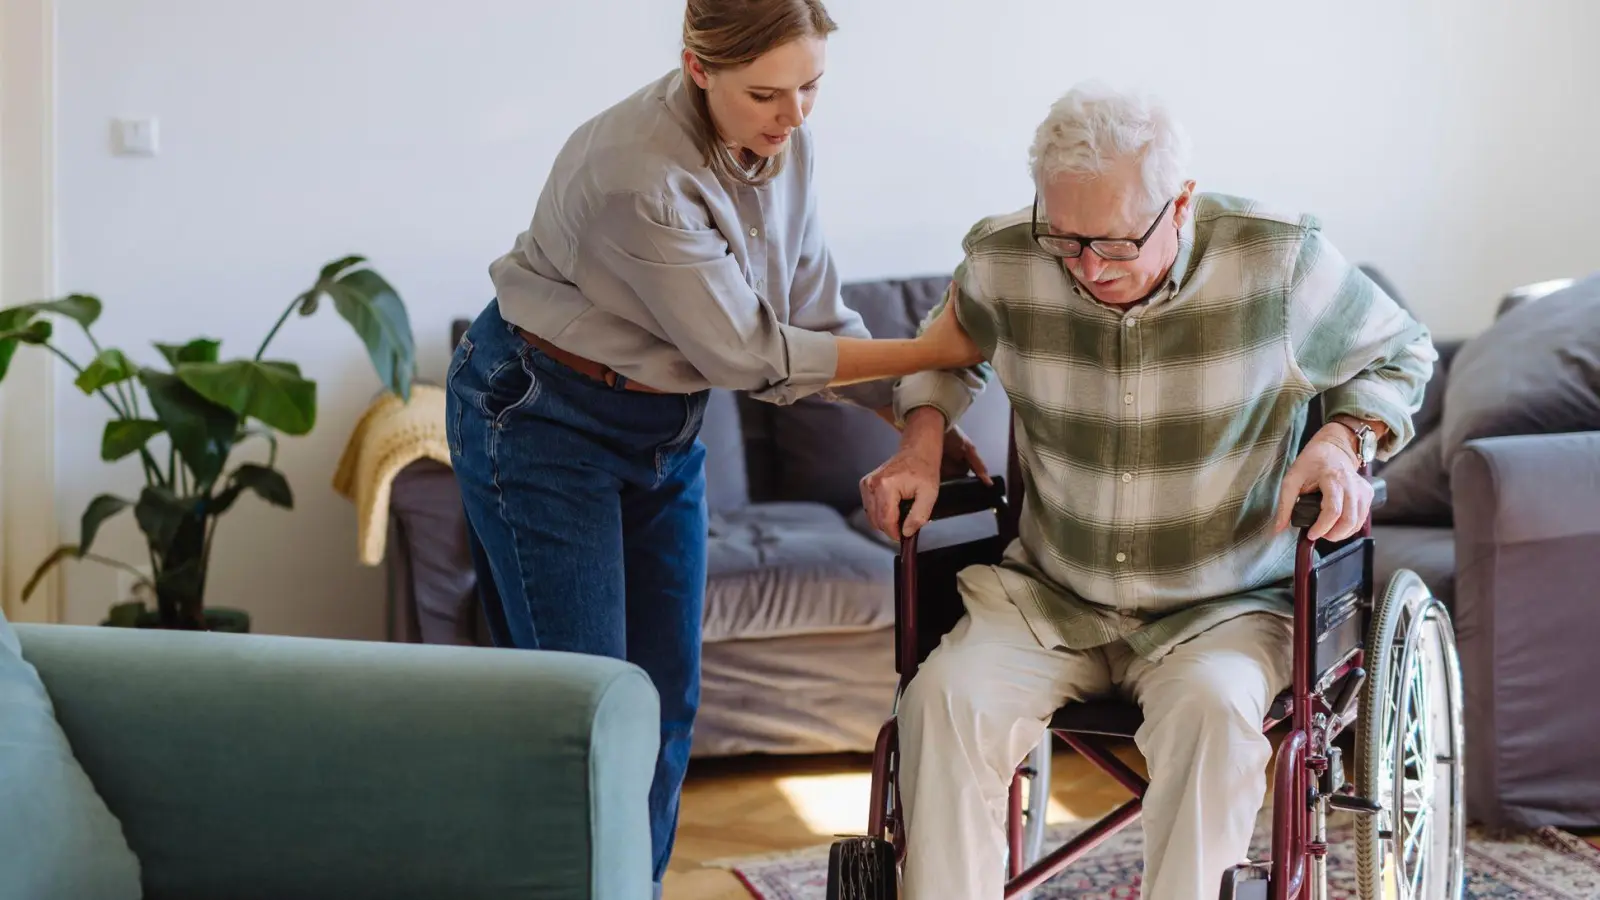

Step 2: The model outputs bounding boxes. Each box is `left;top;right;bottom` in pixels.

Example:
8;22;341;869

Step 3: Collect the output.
14;623;659;900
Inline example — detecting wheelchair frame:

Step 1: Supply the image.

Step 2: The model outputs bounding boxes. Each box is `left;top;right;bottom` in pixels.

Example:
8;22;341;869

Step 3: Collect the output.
830;427;1465;900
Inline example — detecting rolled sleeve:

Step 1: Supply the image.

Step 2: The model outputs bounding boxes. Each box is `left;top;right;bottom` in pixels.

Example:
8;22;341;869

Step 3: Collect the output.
894;369;981;427
892;259;997;429
582;190;836;404
1287;230;1437;459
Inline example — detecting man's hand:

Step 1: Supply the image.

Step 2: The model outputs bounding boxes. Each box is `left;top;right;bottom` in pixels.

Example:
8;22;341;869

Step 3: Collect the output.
1272;425;1373;541
940;423;991;482
861;408;990;540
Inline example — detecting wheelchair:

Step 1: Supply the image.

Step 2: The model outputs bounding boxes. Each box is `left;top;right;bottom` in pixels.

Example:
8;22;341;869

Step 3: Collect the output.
827;428;1466;900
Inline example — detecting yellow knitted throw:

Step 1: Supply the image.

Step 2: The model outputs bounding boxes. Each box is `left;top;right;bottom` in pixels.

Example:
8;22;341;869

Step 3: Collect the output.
332;384;452;566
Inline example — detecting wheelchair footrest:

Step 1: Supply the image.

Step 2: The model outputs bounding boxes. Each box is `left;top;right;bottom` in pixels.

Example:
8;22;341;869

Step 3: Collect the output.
1218;861;1270;900
827;836;898;900
1327;791;1382;815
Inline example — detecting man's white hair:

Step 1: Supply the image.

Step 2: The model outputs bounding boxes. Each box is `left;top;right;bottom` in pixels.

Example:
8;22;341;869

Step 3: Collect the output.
1028;82;1191;217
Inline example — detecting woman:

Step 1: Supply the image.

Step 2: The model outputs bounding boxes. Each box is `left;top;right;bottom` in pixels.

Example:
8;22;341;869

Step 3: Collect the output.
446;0;981;890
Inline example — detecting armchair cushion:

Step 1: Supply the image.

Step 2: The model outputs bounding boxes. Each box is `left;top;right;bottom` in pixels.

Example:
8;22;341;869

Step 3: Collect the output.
0;610;142;900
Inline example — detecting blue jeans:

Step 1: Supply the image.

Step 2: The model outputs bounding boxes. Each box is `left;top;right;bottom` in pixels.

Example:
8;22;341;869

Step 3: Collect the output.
446;299;709;888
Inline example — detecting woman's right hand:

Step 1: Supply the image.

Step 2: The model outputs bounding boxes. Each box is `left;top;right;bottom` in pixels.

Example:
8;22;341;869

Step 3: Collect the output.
916;292;983;369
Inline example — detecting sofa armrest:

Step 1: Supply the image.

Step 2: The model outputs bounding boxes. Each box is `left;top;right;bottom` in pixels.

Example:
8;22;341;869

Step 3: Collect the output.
14;625;658;900
1450;431;1600;829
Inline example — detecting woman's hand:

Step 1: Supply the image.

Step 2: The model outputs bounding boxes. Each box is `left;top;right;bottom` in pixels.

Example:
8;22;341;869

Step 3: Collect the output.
916;294;983;369
828;288;984;387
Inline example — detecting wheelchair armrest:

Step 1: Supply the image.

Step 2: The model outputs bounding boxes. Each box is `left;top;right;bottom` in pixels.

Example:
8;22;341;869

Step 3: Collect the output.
1289;476;1386;530
898;476;1008;527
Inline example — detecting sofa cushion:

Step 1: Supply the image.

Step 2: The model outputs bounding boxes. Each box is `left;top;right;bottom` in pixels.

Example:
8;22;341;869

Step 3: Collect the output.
1440;273;1600;466
763;277;949;511
0;612;142;900
768;381;1013;514
1371;524;1456;611
766;274;1016;512
700;388;749;515
1372;430;1455;526
704;502;895;642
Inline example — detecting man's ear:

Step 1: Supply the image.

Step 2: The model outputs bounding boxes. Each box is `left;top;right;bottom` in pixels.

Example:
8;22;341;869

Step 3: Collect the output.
683;50;711;90
1173;179;1198;226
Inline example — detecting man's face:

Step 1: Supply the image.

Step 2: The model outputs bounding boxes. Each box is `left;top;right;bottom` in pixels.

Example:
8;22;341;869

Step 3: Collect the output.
1038;160;1192;306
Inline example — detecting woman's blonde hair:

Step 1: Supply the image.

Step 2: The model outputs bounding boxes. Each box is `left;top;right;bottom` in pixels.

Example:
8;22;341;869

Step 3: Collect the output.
682;0;837;185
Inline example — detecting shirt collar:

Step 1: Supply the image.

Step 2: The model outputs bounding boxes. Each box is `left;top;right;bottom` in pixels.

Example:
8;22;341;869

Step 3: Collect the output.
1165;208;1197;294
662;68;700;132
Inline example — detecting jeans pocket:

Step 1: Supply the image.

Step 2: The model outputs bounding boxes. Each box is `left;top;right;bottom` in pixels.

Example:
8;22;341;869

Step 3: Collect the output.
480;351;541;426
445;336;474;455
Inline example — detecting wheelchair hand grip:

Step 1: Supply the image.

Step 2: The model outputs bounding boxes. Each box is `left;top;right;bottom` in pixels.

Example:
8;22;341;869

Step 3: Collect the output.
898;476;1008;527
1289;476;1387;529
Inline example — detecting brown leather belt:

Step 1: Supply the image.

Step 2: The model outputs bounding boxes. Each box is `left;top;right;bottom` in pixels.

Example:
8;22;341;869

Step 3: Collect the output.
516;328;669;394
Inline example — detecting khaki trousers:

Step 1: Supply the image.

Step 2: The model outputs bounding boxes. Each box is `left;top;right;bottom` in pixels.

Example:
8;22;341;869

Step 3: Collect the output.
897;565;1293;900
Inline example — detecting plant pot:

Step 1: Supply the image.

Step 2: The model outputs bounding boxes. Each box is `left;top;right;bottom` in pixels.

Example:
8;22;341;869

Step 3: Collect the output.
102;603;251;633
200;607;251;633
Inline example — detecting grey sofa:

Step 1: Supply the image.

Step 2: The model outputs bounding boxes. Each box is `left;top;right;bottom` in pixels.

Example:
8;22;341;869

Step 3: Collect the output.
385;270;1600;831
1366;274;1600;832
14;622;659;899
388;277;1007;759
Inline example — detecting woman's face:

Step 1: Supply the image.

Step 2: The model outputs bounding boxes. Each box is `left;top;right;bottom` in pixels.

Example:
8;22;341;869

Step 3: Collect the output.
686;36;826;159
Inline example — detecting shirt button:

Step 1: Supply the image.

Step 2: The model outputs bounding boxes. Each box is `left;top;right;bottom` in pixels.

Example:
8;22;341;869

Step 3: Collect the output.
1123;317;1136;327
1115;552;1128;563
749;227;759;237
1123;393;1134;405
1122;472;1133;483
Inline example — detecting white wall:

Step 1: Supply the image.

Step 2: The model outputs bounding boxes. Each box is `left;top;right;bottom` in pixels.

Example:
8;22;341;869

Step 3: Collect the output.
50;0;1600;636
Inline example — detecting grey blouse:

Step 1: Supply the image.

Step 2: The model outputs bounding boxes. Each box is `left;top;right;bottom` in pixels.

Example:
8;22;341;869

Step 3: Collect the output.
489;68;892;409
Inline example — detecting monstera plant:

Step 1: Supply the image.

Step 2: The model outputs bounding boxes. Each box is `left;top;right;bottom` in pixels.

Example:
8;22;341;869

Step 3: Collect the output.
0;256;414;631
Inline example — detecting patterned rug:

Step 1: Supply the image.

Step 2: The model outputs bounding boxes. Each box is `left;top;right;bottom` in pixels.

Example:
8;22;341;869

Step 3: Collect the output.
712;815;1600;899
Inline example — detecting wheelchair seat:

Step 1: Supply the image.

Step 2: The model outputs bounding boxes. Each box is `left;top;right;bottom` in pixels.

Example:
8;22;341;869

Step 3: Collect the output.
1049;691;1295;739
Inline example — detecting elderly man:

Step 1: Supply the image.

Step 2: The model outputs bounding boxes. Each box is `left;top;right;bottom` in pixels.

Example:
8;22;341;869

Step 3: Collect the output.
859;82;1436;900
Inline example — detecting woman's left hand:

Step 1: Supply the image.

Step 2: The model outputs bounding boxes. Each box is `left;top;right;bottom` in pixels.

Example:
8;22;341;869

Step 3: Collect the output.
917;293;983;368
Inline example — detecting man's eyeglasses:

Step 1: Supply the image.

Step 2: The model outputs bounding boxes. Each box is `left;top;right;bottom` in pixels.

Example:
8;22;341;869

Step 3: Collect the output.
1031;195;1172;261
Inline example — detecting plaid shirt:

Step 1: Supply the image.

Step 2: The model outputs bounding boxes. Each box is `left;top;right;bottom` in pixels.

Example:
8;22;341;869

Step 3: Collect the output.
893;193;1436;660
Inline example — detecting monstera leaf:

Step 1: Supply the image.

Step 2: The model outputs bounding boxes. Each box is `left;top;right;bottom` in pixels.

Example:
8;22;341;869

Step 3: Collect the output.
155;338;220;367
212;463;293;515
101;419;165;461
78;494;133;556
140;369;240;486
175;359;316;436
76;349;137;394
0;296;98;383
302;257;414;402
0;312;52;381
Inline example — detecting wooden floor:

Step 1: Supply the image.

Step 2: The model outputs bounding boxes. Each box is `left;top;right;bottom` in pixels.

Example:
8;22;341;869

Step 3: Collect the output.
662;741;1149;900
663;740;1600;900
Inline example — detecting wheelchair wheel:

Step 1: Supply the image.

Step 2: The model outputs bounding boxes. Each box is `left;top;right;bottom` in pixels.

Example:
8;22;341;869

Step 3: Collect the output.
1354;569;1466;900
826;836;897;900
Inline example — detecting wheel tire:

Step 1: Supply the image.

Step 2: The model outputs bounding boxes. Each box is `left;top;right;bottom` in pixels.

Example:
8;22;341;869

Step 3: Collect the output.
827;836;898;900
1354;569;1466;900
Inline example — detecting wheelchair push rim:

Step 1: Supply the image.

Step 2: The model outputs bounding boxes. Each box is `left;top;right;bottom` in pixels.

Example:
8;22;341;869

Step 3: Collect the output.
1355;569;1466;900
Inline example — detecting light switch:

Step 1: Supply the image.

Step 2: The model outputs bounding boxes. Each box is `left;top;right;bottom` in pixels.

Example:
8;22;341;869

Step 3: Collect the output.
113;118;159;156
